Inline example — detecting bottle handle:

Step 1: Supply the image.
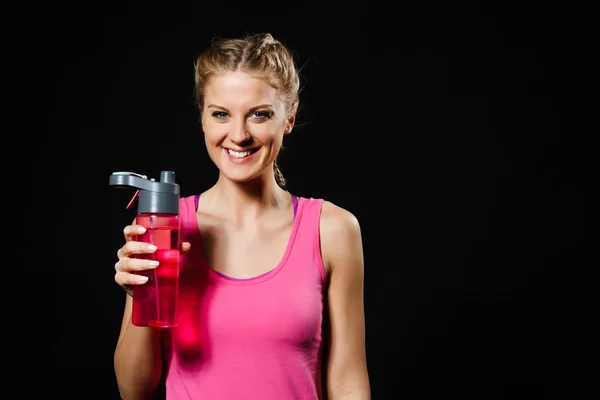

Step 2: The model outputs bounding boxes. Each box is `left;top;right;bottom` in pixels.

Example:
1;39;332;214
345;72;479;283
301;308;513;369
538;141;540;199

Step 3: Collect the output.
125;189;140;210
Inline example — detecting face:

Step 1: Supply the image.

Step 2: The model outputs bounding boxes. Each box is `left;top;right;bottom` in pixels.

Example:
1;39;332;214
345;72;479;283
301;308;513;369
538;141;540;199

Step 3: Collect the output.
201;70;294;184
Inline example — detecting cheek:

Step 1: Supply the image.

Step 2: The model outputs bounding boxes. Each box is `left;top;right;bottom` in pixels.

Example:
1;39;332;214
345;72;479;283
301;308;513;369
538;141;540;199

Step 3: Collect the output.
203;122;227;143
248;123;285;143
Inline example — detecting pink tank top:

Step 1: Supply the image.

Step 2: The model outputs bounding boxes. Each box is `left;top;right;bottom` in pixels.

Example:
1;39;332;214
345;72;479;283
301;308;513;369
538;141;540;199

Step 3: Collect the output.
163;194;327;399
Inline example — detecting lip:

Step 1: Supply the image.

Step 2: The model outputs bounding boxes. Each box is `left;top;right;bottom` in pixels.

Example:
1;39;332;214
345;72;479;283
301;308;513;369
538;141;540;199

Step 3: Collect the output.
223;147;260;164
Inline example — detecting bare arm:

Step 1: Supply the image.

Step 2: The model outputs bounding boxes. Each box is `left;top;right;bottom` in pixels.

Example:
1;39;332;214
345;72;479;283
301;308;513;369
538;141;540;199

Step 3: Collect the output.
320;202;371;399
114;294;164;400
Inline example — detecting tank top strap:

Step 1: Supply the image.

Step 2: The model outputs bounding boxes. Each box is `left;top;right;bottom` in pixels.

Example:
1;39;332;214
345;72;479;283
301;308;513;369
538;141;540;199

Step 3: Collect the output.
289;197;327;283
178;195;201;243
291;194;299;218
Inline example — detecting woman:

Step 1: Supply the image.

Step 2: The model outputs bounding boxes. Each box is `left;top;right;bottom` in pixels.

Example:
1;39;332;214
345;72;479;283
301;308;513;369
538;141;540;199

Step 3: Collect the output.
113;32;370;400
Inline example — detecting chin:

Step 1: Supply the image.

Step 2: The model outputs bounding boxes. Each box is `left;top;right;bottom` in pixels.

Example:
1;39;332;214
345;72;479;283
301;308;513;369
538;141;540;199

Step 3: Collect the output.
218;164;257;182
222;163;278;184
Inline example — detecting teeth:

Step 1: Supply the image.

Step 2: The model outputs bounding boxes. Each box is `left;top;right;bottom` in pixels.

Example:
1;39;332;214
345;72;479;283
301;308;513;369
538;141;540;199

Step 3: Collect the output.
228;149;252;158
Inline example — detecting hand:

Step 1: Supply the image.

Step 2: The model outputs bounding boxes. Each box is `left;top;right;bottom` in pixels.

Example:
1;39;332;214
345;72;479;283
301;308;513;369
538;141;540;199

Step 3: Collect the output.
114;224;191;296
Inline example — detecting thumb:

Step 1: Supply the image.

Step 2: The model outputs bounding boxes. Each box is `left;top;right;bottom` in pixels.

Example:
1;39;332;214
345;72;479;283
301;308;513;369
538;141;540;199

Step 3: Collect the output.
180;241;191;254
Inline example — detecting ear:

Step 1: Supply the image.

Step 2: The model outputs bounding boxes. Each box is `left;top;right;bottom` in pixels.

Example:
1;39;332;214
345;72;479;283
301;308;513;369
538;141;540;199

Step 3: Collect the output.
285;114;296;135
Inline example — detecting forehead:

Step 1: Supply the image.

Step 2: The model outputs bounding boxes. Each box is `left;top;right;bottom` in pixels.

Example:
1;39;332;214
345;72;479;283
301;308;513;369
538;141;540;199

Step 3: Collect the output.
204;70;281;106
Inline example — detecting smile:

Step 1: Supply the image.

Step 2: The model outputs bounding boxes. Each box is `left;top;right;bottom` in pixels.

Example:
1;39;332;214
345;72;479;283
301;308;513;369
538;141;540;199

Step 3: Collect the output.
224;147;260;163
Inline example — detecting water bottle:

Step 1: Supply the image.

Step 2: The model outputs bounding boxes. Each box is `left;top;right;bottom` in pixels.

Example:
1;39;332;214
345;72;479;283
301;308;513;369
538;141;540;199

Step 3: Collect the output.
109;171;181;328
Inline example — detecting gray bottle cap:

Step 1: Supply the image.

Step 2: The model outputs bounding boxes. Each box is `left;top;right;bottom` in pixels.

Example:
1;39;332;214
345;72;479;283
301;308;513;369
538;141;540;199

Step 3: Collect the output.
109;171;180;215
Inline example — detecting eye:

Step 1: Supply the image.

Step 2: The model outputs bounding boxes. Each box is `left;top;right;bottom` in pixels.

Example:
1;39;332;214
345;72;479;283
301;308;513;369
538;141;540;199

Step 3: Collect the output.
251;111;273;120
211;111;228;119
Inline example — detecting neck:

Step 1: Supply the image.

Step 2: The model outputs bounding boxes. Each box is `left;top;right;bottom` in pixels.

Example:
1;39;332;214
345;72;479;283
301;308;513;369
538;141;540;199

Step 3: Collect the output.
206;170;289;222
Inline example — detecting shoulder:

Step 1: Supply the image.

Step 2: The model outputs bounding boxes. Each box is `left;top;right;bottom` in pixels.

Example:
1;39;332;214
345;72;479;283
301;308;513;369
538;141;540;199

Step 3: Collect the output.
318;200;363;275
319;200;361;237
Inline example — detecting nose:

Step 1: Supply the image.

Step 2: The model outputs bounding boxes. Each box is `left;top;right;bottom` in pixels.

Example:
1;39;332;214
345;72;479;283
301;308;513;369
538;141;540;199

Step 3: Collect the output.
229;120;252;145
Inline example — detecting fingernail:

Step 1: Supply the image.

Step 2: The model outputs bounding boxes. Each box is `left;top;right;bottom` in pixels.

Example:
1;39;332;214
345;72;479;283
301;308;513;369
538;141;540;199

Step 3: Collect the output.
137;227;146;233
149;261;159;267
138;276;148;283
147;244;157;251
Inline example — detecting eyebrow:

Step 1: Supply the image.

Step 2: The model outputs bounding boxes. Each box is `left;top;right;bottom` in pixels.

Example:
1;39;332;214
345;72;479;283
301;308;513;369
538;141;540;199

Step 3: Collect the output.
207;104;274;113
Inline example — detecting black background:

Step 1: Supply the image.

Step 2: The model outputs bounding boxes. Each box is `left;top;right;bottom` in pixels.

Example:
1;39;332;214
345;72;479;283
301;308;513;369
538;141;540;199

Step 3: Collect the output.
39;2;593;399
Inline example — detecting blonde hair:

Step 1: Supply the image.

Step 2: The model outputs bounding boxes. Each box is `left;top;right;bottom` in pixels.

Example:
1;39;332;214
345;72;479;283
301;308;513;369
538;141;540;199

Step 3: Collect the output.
194;32;300;189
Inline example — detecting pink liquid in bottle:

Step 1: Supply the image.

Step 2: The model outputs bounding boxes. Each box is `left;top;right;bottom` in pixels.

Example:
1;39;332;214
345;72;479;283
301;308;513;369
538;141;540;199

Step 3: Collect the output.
133;213;181;328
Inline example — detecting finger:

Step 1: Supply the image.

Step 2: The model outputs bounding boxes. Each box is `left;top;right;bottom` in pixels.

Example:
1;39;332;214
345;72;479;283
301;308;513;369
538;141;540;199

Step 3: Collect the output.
118;241;158;259
115;271;149;286
123;225;147;240
180;242;191;254
115;257;159;273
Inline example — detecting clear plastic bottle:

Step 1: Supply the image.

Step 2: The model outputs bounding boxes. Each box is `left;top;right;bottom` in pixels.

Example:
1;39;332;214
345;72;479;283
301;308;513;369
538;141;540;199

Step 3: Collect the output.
109;171;181;328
